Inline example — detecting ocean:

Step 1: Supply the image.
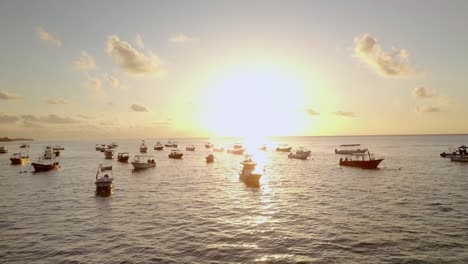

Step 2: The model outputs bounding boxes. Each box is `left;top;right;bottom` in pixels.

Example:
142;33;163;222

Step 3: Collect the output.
1;135;467;263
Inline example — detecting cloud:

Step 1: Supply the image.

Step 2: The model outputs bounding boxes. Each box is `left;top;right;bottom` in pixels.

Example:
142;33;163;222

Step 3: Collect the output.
103;74;120;88
36;26;62;47
106;35;163;76
135;33;144;49
416;106;441;113
130;103;149;112
74;51;97;71
87;77;102;91
412;86;436;99
23;120;45;128
77;114;90;119
333;110;356;117
45;97;68;104
21;114;81;124
169;33;197;43
306;108;320;116
0;90;23;100
354;33;416;78
0;113;20;124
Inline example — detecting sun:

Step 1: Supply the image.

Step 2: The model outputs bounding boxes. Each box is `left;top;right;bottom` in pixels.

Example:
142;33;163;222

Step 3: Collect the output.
202;65;306;138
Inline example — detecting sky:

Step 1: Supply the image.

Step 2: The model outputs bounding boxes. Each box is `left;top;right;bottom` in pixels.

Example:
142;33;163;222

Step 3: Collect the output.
0;0;467;140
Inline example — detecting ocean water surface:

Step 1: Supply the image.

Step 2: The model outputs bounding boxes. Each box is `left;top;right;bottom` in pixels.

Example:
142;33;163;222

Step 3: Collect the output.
1;135;468;263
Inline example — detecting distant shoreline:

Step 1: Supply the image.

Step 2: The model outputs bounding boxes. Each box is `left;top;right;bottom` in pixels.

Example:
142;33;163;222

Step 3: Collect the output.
0;137;34;142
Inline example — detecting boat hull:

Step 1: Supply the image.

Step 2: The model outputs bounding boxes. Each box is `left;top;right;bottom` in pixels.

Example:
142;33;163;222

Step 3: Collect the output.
451;157;468;162
154;146;164;150
169;154;183;159
339;159;383;169
239;173;262;185
95;182;113;196
335;149;368;154
117;156;129;162
32;163;60;172
206;156;214;163
10;158;29;164
131;162;156;169
288;153;308;160
228;149;244;155
276;148;292;152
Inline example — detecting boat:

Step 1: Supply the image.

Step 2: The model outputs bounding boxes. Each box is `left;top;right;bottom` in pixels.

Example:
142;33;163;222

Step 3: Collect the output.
0;146;8;153
53;149;60;157
440;145;467;158
95;164;113;195
259;145;267;151
168;149;183;159
205;143;213;148
111;142;118;148
20;144;30;148
206;153;214;163
335;144;368;154
31;158;60;172
227;143;245;155
186;145;196;151
104;148;114;159
154;142;164;150
276;144;292;152
339;152;383;169
165;141;179;148
239;155;262;185
296;147;311;156
131;154;156;170
53;145;64;150
213;147;225;152
288;148;310;160
117;152;130;162
139;140;148;153
43;146;53;159
10;151;30;164
451;156;468;162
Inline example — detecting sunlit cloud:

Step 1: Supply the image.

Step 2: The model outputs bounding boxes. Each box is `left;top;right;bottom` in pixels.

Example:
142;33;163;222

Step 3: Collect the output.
106;35;163;76
73;51;97;71
416;106;441;113
0;113;20;123
36;26;62;47
169;33;197;43
87;77;102;91
354;33;416;78
21;114;82;124
412;86;436;99
135;33;144;49
130;103;149;112
45;97;68;104
333;110;356;117
306;108;320;116
0;90;23;100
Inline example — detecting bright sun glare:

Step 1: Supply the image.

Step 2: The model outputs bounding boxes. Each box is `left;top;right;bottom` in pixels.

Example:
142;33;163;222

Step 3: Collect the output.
203;66;305;138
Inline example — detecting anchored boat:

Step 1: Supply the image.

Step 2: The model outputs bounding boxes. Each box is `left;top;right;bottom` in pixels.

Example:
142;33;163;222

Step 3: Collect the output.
131;154;156;170
139;140;148;153
239;155;262;185
154;142;164;150
95;164;113;195
206;153;214;163
104;148;114;159
10;151;30;164
339;152;383;169
117;152;130;162
32;158;60;172
168;149;183;159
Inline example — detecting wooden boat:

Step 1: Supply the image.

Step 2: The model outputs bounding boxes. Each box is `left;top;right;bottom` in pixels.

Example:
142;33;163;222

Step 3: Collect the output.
154;142;164;150
205;143;213;148
213;147;225;152
0;146;8;153
104;148;114;159
288;148;310;160
228;144;245;154
276;144;292;152
186;145;196;151
335;144;368;154
440;145;467;158
10;151;30;164
131;154;156;170
95;164;113;195
239;155;262;185
339;152;383;169
168;149;183;159
117;152;130;162
32;159;60;172
206;153;214;163
259;145;267;151
139;140;148;153
165;141;179;148
95;144;106;151
20;144;30;148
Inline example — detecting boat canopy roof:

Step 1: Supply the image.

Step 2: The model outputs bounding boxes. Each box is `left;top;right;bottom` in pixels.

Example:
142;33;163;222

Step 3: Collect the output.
118;152;129;155
340;144;361;147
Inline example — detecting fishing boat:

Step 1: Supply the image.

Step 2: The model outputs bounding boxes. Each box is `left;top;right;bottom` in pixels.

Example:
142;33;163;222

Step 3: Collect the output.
95;164;113;195
213;147;225;152
53;149;60;157
276;144;292;152
95;144;101;151
440;145;467;158
43;146;53;159
31;158;60;172
139;140;148;153
451;156;468;162
335;144;368;154
165;141;179;148
131;154;156;170
259;145;267;151
186;145;196;151
288;148;310;160
206;153;214;163
117;152;130;162
205;143;213;148
0;146;8;153
227;143;245;154
154;142;164;150
339;152;383;169
20;144;30;148
10;151;29;164
239;155;262;185
104;148;114;159
110;142;118;148
53;145;64;150
168;149;183;159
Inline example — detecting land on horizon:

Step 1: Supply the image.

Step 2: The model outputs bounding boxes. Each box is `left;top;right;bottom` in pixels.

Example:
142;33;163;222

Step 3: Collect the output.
0;137;34;142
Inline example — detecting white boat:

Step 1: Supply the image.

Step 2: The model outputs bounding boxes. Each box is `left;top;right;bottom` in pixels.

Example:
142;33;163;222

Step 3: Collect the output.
288;148;310;160
186;145;195;151
111;142;118;148
131;154;156;170
104;148;114;159
53;145;65;150
165;140;179;148
43;146;53;159
154;142;164;150
451;156;468;162
0;146;8;153
239;155;262;185
95;164;113;195
335;144;368;154
139;140;148;153
228;143;245;154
